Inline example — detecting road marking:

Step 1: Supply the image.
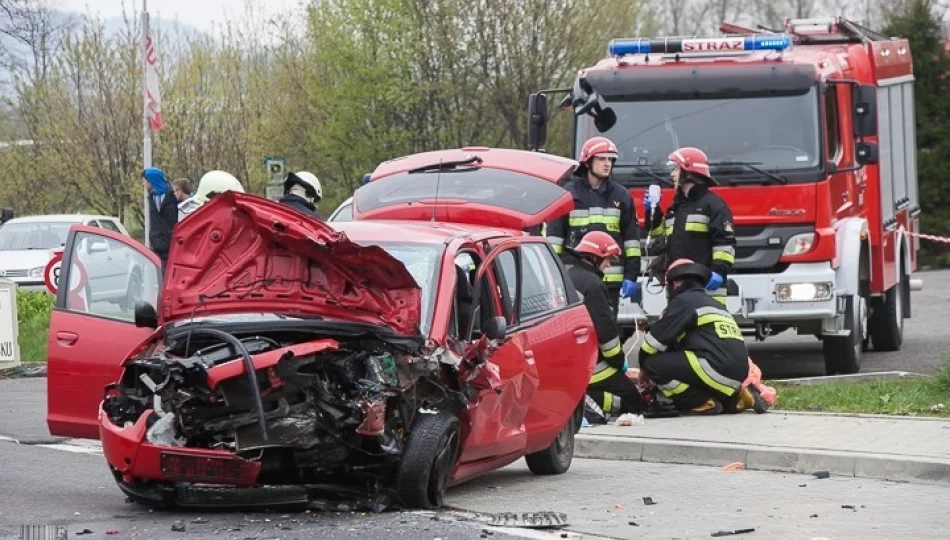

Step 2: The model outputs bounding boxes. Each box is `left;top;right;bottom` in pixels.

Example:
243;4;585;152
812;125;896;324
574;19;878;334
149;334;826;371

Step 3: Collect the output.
0;434;19;443
34;443;102;456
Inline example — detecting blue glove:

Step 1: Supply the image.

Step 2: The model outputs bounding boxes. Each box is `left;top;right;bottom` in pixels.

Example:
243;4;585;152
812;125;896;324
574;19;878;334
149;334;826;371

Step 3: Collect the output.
706;272;724;291
621;279;639;299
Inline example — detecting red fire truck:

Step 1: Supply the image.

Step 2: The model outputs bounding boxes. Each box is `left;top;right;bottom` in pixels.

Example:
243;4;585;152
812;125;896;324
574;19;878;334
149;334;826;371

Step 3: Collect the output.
528;17;922;374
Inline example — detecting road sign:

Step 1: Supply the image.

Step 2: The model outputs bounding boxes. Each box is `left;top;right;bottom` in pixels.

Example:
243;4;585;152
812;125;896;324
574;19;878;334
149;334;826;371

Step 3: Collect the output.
0;279;20;369
44;250;64;295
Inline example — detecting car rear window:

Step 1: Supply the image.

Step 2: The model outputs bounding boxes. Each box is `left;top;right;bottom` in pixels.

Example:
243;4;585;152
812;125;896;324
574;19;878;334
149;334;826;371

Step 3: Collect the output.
356;168;567;216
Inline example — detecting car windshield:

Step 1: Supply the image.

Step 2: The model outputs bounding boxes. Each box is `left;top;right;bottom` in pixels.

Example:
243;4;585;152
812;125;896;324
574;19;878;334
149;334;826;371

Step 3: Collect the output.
577;88;821;184
330;200;353;222
0;222;73;251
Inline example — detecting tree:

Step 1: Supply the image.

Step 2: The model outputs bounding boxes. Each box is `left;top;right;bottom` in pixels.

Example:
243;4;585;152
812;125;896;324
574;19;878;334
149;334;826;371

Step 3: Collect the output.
882;0;950;245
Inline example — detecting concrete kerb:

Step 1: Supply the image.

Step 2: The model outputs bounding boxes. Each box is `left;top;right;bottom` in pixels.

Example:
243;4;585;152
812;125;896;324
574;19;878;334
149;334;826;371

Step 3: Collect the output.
574;433;950;486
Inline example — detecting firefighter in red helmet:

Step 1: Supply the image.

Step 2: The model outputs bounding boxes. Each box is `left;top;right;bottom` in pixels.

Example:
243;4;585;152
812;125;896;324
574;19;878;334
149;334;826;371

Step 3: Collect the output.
547;136;642;316
647;147;736;305
638;258;769;415
563;231;646;424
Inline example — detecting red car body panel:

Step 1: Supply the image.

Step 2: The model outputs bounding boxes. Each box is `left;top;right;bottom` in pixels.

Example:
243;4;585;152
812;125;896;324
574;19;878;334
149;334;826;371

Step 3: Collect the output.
47;226;162;440
164;193;421;335
47;156;598;500
371;147;578;183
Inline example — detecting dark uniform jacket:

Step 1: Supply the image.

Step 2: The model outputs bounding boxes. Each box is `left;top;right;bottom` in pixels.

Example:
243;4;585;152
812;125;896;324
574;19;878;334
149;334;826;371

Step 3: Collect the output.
279;194;320;219
638;282;749;384
148;193;179;261
648;184;736;279
547;174;642;287
564;253;624;372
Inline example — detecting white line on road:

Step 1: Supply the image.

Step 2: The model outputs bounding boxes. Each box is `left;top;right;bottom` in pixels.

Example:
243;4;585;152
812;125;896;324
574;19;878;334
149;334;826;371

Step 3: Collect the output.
34;443;103;456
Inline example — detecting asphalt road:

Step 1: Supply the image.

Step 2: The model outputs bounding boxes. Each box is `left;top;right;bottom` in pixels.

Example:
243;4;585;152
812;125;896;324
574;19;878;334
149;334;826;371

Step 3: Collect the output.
2;438;949;540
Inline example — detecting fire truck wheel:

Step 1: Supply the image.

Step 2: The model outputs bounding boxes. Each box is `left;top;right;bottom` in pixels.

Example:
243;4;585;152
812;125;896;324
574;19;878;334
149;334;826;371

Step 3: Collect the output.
823;294;865;375
869;276;905;352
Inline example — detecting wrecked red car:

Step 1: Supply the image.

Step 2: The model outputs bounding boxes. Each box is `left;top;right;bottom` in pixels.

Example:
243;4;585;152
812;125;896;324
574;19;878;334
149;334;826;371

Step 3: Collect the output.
46;148;598;510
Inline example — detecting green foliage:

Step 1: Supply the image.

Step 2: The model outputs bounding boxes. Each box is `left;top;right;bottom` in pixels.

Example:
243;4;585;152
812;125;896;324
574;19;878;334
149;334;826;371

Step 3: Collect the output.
883;1;950;258
15;290;54;364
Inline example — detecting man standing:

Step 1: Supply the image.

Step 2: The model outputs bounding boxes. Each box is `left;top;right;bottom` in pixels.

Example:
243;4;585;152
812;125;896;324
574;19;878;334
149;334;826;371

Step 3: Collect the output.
547;136;642;314
639;259;768;415
172;178;193;202
647;147;736;305
142;167;178;267
563;231;646;424
279;170;322;218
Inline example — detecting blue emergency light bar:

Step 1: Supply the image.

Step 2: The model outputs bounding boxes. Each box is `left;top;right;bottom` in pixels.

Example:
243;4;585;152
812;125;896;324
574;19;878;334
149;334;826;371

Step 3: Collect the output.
608;34;791;56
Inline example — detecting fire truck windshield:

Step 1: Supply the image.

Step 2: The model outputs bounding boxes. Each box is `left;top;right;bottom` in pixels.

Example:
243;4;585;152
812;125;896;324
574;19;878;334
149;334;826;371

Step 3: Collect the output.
576;87;822;185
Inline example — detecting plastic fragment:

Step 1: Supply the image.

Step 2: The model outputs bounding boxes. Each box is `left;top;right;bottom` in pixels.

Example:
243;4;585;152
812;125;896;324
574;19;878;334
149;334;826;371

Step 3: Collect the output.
813;470;830;479
642;496;656;505
616;413;644;426
722;461;744;471
75;530;93;536
842;505;857;511
171;520;186;532
711;528;756;537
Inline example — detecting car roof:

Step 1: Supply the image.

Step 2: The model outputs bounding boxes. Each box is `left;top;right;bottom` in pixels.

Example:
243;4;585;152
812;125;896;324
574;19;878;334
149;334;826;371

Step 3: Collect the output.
6;214;119;224
371;147;578;183
333;219;517;244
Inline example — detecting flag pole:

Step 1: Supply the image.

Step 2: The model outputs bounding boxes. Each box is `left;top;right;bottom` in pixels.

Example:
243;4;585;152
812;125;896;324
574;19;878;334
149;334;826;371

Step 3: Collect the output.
142;0;152;248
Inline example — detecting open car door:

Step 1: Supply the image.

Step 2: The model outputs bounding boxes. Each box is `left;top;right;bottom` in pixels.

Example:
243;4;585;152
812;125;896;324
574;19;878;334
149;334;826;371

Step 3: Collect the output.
47;226;162;439
353;149;577;231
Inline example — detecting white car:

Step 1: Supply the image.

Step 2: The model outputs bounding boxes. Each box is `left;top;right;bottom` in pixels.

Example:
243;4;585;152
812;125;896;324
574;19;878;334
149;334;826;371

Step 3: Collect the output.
0;215;136;303
327;196;353;222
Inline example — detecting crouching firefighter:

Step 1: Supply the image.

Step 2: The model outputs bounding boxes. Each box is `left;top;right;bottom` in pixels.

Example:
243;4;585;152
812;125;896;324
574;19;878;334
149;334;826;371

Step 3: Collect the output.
639;259;769;415
563;231;645;424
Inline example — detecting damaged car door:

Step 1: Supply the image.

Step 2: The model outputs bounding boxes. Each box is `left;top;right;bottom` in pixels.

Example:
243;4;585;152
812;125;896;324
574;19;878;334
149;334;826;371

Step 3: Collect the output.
456;242;539;465
47;226;162;439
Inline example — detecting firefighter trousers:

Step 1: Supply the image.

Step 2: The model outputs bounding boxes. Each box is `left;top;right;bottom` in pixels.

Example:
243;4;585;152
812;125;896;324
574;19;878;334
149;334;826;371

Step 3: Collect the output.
640;350;747;412
587;369;645;419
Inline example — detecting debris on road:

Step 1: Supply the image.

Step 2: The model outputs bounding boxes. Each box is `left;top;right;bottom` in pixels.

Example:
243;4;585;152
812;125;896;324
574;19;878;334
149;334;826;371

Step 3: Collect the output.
75;530;93;536
629;521;640;526
487;512;569;529
616;413;644;426
191;517;209;524
722;462;745;471
642;497;656;505
842;505;857;511
810;514;819;518
711;527;756;537
812;471;830;479
171;520;186;532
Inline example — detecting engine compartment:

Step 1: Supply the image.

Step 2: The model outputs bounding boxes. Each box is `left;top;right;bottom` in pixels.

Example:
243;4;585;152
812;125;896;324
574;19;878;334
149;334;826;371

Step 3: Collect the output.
102;324;464;506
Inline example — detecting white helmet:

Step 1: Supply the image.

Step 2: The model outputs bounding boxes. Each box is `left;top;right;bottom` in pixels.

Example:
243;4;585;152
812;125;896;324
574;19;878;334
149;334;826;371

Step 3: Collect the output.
180;170;245;218
284;171;322;202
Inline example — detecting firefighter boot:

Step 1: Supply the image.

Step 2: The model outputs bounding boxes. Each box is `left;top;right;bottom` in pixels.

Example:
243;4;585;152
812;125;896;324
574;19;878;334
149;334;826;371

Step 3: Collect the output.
684;399;724;416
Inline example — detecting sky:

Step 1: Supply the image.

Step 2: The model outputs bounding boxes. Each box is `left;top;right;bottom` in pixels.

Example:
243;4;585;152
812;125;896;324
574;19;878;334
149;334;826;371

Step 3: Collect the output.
54;0;305;33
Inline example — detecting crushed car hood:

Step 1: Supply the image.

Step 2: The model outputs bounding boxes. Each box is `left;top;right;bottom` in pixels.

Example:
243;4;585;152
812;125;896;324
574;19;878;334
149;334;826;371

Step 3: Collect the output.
162;192;422;335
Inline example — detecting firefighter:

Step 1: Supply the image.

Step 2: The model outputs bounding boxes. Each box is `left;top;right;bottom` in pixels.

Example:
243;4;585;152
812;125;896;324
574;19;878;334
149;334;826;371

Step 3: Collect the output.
647;147;736;305
563;231;645;424
179;170;245;219
280;171;322;218
547;136;642;314
639;259;769;415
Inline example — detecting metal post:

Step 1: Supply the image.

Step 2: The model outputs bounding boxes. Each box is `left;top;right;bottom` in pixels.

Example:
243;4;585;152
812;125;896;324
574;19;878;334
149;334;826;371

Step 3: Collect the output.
142;0;152;248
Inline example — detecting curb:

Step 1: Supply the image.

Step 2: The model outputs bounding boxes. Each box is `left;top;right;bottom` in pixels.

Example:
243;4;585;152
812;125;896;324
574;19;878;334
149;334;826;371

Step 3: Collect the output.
574;433;950;486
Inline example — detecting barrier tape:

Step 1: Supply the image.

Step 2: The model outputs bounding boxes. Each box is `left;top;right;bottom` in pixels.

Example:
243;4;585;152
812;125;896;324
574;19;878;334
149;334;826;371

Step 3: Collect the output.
905;231;950;244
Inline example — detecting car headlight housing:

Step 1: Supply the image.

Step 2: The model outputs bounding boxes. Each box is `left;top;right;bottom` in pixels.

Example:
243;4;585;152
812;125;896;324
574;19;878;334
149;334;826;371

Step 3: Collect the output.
783;233;816;256
29;266;44;278
775;282;834;302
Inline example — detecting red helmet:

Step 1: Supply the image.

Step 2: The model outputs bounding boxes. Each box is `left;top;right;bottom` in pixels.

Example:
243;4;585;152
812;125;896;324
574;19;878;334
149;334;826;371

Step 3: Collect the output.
668;147;712;180
579;137;619;163
574;231;621;260
666;258;710;283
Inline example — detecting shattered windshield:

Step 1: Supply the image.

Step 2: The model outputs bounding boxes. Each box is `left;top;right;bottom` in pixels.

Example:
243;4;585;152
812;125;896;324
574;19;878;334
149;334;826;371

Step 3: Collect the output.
576;88;822;184
0;222;73;251
370;242;442;334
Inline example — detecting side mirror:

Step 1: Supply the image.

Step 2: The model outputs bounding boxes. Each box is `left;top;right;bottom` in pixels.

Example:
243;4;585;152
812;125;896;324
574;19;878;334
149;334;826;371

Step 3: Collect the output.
483;316;507;341
856;141;879;165
527;93;548;152
134;301;159;329
852;84;878;137
593;103;617;132
1;207;12;223
88;240;108;254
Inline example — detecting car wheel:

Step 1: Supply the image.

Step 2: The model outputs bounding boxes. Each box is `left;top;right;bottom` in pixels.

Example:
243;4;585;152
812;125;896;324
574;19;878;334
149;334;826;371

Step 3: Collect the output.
120;269;142;312
823;294;866;375
869;277;905;352
396;410;459;509
524;414;574;476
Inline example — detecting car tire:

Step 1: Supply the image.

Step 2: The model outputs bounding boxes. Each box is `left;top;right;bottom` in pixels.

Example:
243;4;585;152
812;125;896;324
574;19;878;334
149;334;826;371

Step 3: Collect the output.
396;410;459;509
120;269;142;312
823;294;866;375
869;277;904;352
524;415;574;476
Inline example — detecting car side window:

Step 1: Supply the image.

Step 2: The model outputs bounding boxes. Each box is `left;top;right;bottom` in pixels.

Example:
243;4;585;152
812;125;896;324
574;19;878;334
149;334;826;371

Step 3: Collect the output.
493;249;519;326
99;220;121;233
520;243;568;319
64;231;161;323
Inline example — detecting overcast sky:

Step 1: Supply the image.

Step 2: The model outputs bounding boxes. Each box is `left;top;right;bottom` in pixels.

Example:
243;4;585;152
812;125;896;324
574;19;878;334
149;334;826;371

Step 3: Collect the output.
55;0;305;32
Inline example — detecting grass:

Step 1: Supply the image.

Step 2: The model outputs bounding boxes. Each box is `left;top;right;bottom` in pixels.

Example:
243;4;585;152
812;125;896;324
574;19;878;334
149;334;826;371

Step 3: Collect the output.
770;365;950;417
15;290;53;364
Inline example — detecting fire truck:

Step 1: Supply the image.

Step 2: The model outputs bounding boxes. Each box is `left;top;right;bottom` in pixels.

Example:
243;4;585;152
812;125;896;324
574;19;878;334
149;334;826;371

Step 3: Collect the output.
528;17;922;374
